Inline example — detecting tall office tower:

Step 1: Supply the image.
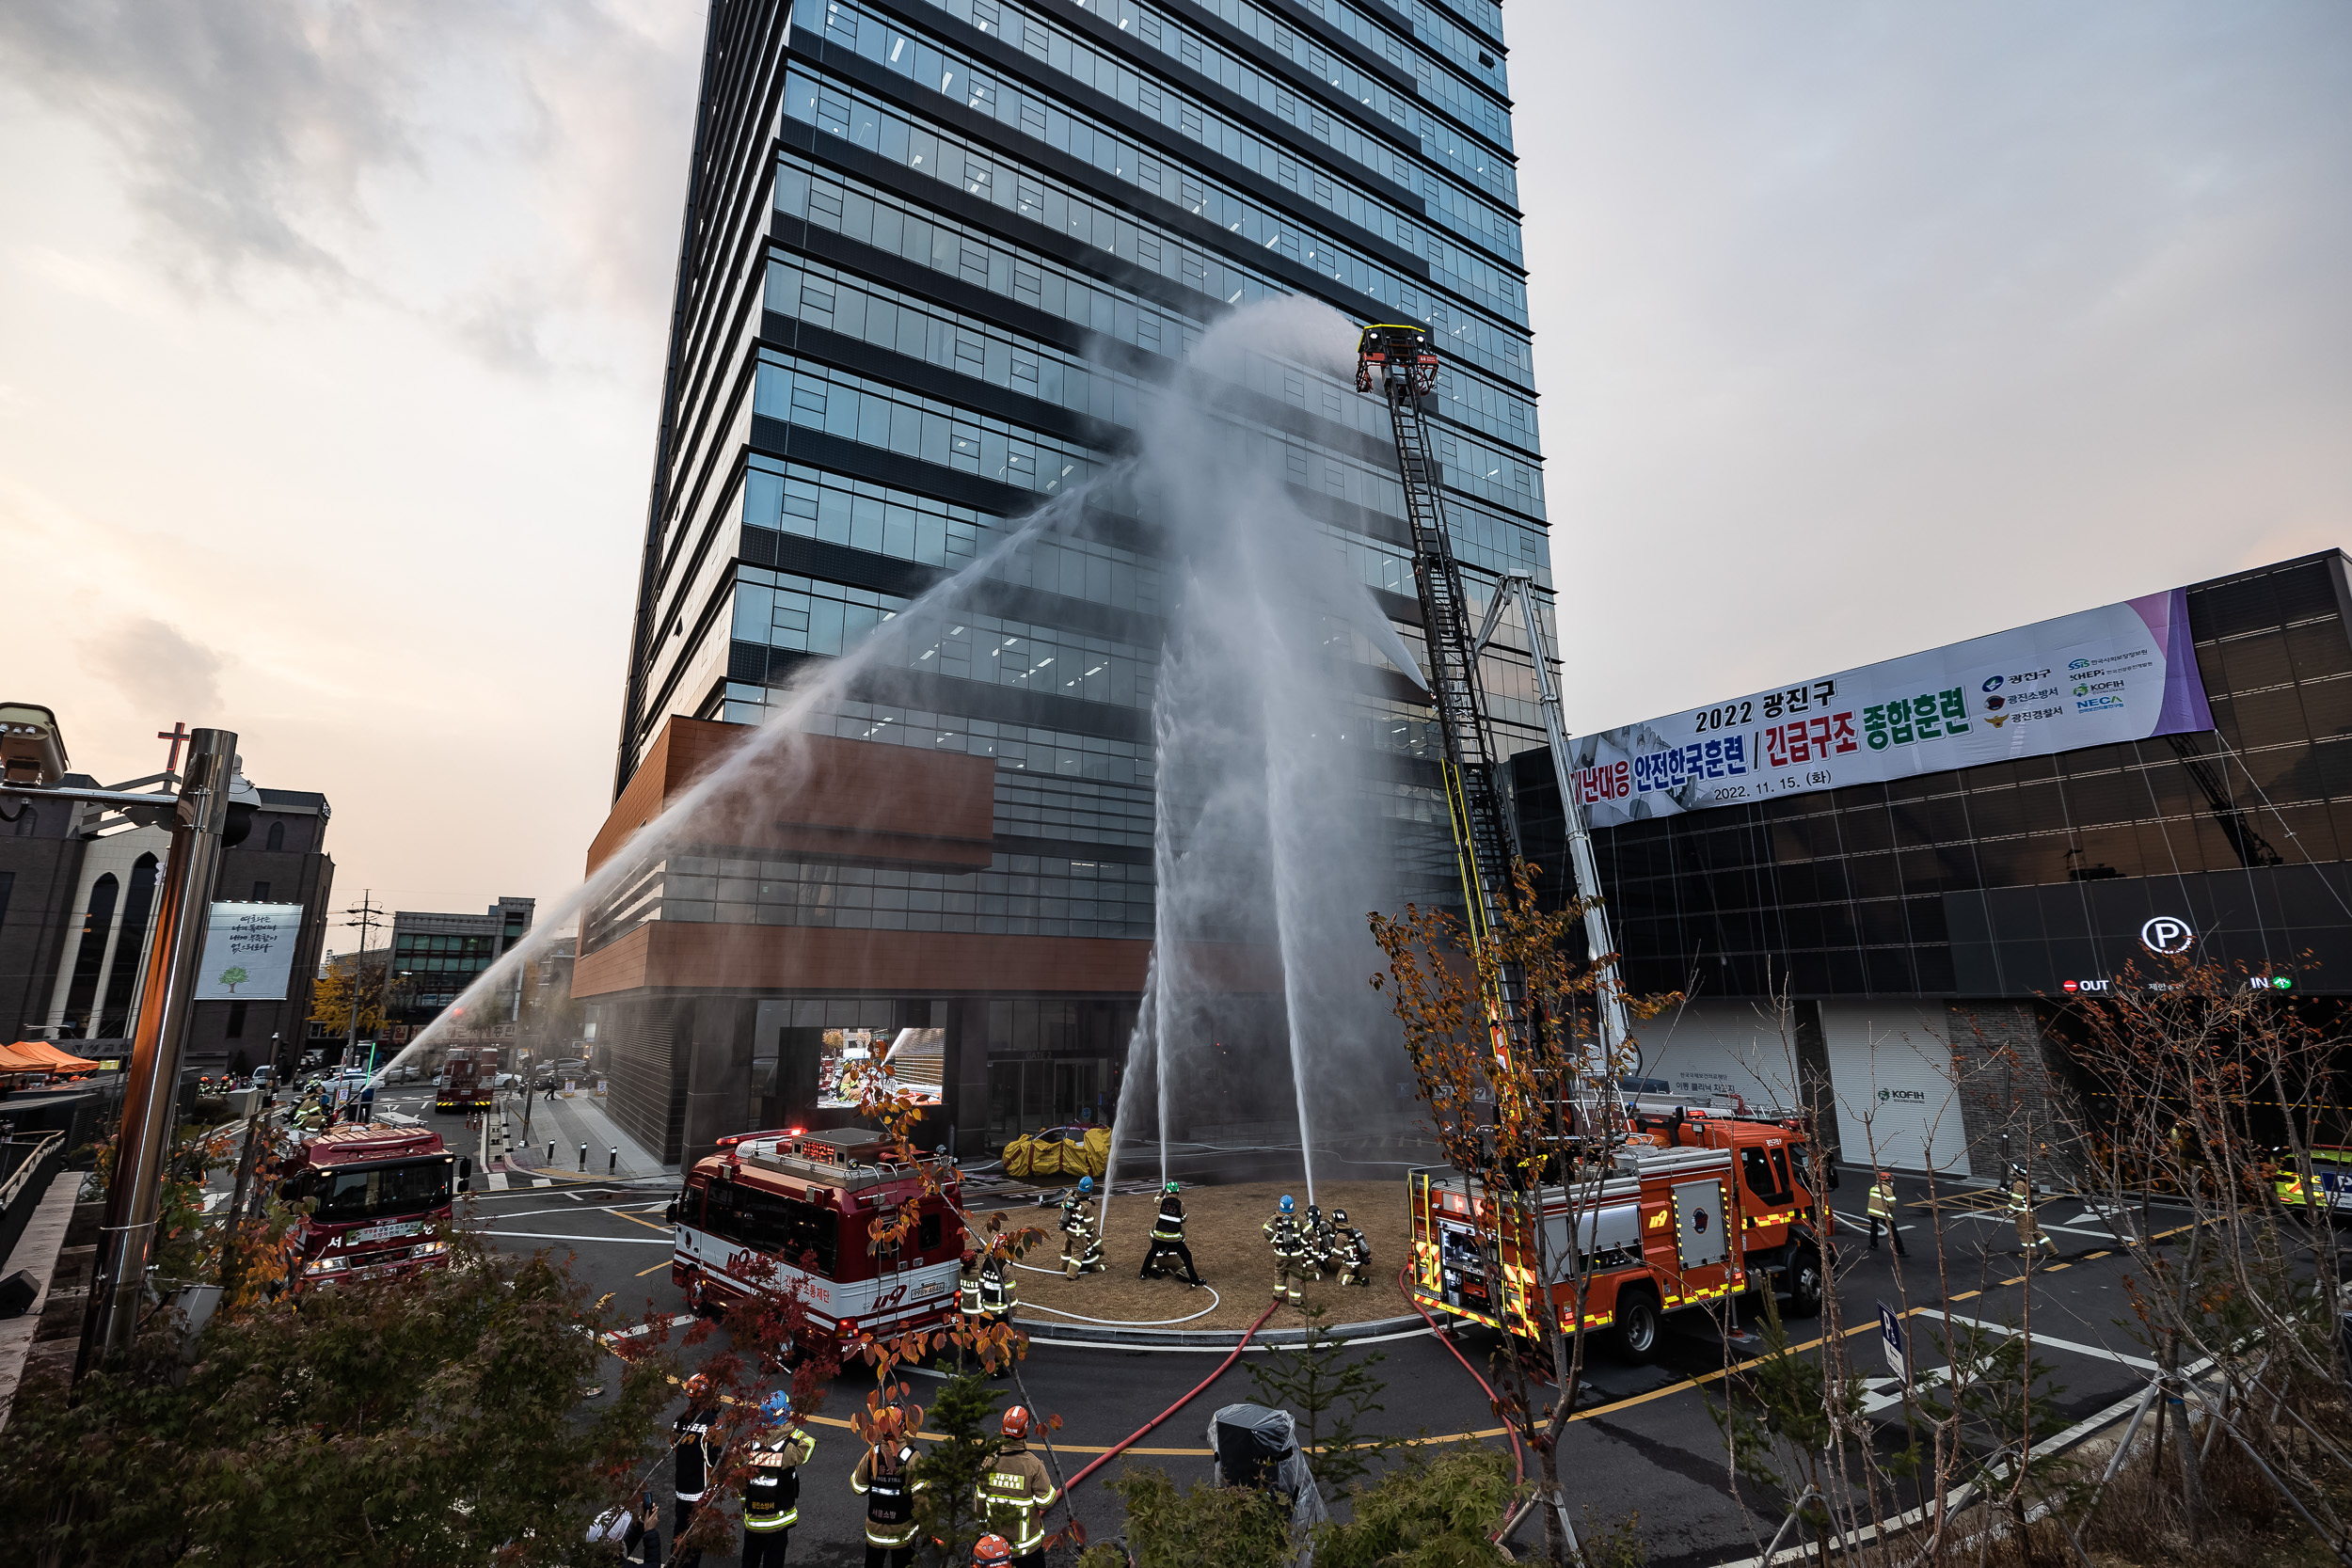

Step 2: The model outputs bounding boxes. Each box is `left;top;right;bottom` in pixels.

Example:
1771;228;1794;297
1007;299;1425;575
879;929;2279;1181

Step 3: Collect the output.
584;0;1547;1165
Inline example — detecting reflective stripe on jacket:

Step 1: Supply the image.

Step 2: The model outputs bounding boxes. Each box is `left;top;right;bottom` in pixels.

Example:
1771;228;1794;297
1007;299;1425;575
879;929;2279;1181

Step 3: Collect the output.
1867;1182;1897;1219
978;1444;1060;1553
744;1429;814;1531
1151;1196;1185;1242
1263;1214;1303;1258
851;1444;926;1546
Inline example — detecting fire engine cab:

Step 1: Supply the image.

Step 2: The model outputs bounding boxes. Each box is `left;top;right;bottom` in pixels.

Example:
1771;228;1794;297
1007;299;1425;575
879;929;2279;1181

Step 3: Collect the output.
669;1126;965;1350
1409;1097;1834;1361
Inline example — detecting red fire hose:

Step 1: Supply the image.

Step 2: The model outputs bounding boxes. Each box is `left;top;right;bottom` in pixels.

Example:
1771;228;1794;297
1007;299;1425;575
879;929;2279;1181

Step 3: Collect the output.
1063;1298;1281;1492
1401;1267;1523;1487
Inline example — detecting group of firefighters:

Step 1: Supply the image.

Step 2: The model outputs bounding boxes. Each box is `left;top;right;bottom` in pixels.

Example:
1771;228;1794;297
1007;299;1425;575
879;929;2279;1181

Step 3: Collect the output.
1261;1194;1373;1303
600;1377;1057;1568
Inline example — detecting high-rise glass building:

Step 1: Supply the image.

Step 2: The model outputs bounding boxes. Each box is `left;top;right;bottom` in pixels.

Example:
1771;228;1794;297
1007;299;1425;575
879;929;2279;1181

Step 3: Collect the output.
584;0;1548;1166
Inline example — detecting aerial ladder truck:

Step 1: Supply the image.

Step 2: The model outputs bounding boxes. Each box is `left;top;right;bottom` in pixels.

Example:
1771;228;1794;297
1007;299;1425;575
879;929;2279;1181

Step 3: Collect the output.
1359;326;1841;1348
1354;324;1630;1085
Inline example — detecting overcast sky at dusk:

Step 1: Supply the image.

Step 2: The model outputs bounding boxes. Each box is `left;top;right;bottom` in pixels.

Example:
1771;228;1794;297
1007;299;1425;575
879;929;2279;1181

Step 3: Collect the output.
2;3;2344;934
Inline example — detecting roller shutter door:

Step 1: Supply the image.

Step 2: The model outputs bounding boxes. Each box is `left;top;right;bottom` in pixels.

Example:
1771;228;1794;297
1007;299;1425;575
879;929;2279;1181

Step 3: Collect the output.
1819;1003;1971;1175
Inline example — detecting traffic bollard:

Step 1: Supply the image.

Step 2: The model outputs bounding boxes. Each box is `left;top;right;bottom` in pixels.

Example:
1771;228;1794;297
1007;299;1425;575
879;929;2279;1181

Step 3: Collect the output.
578;1142;588;1171
609;1147;618;1175
547;1141;554;1164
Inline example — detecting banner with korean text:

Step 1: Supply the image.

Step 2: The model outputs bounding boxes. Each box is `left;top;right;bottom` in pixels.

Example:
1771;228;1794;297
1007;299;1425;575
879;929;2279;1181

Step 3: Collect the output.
1569;587;2213;829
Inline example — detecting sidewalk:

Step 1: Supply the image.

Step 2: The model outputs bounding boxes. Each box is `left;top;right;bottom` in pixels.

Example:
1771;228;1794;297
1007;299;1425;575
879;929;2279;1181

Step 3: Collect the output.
496;1090;668;1186
0;1166;83;1426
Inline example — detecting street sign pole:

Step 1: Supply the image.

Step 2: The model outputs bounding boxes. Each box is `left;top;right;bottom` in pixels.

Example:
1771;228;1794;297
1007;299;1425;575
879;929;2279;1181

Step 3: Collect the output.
1879;1302;1909;1386
79;728;238;1376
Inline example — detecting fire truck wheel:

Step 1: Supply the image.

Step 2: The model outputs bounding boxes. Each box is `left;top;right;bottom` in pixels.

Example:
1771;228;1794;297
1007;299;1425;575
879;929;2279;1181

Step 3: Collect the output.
1784;1248;1825;1318
1604;1288;1663;1363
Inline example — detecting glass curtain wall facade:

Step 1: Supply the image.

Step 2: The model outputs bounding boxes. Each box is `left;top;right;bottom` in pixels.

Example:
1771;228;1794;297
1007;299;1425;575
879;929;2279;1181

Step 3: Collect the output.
600;0;1547;1161
1514;553;2352;1002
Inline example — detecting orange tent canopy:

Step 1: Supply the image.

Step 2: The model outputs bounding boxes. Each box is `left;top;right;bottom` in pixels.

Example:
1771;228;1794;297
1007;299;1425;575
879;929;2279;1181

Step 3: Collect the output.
2;1042;99;1076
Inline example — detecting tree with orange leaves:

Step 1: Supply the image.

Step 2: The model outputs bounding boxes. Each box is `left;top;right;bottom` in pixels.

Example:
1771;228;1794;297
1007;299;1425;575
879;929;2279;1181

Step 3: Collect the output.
1369;860;1676;1568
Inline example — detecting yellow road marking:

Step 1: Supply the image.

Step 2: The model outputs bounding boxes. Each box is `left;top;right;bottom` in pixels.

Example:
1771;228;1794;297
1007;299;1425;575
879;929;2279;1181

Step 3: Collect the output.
612;1209;671;1233
638;1261;672;1277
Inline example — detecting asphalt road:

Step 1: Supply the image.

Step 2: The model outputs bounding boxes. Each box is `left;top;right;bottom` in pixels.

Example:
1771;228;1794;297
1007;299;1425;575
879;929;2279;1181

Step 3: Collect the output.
429;1131;2198;1568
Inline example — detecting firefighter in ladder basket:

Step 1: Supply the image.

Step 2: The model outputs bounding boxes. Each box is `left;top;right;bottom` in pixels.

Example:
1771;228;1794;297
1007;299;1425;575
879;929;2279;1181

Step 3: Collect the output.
1059;1177;1104;1278
850;1407;928;1568
1139;1180;1204;1286
740;1392;815;1568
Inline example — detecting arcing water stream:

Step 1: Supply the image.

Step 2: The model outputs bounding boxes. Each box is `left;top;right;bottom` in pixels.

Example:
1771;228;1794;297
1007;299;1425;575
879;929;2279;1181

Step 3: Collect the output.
392;298;1421;1221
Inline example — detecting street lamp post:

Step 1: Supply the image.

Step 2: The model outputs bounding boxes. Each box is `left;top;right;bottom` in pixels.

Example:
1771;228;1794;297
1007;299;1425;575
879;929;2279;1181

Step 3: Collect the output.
77;728;239;1371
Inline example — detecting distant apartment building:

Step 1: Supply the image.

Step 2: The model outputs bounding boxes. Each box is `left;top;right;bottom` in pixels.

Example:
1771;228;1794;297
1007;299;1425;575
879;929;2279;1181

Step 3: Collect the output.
389;897;536;1032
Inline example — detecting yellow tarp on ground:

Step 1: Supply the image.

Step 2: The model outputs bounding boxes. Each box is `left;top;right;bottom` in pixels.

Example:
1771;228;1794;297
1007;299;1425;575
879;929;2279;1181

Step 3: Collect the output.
1000;1124;1111;1180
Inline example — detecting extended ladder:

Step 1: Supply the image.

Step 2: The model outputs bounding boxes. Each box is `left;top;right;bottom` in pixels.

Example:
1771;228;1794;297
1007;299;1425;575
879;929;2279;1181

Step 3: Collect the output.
1357;324;1629;1088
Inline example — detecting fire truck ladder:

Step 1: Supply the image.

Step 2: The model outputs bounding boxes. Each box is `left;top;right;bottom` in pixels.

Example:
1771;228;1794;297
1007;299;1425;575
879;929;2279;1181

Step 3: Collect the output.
1357;325;1517;969
1357;325;1627;1093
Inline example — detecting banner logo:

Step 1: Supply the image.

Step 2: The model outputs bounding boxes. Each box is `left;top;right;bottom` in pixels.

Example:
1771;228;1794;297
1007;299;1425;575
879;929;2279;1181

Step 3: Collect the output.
2140;916;2195;956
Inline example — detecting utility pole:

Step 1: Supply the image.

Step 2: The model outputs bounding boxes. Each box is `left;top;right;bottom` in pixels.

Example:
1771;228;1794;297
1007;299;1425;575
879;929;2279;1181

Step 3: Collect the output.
78;727;239;1371
341;893;389;1071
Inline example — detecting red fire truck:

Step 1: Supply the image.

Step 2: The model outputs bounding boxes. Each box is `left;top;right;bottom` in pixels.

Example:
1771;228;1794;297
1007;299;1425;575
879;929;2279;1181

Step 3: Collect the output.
436;1046;498;1114
280;1122;472;1288
668;1127;965;1350
1409;1099;1834;1361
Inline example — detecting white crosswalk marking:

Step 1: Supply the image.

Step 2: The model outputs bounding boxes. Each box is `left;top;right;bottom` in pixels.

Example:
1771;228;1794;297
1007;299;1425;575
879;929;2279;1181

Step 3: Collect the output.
486;1172;511;1191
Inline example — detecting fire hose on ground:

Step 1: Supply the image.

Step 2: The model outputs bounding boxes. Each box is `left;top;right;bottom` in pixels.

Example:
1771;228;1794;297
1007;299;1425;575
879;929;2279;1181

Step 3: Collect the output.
1402;1267;1539;1545
1059;1298;1282;1495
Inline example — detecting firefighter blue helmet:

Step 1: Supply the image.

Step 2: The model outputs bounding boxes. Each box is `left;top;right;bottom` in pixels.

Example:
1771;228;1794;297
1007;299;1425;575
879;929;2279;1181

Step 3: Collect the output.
761;1390;793;1421
1078;1176;1094;1193
1279;1195;1295;1213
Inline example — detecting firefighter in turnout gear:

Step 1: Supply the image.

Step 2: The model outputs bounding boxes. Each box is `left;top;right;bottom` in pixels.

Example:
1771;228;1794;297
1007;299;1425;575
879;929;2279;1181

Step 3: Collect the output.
1867;1172;1906;1255
979;1249;1019;1375
741;1392;816;1568
1303;1203;1332;1279
850;1408;928;1568
1264;1195;1308;1304
1059;1177;1104;1278
959;1249;985;1322
979;1406;1061;1568
672;1372;725;1567
2010;1165;2058;1259
1331;1208;1373;1286
1139;1180;1204;1285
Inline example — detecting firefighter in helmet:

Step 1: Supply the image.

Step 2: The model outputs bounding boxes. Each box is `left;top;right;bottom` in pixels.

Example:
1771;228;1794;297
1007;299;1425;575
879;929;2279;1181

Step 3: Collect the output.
1263;1195;1308;1305
1059;1177;1104;1279
850;1405;928;1568
979;1244;1020;1375
671;1371;725;1567
1303;1203;1333;1280
2009;1164;2057;1260
978;1405;1061;1568
1331;1208;1373;1287
975;1533;1014;1568
740;1390;816;1568
1140;1180;1204;1286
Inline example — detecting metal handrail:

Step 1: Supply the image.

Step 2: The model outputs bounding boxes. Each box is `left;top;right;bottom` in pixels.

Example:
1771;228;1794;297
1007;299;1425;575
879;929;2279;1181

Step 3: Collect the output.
0;1131;66;1212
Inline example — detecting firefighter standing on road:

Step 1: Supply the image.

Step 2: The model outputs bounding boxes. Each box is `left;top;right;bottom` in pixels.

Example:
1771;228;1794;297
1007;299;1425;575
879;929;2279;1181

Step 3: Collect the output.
978;1406;1061;1568
1264;1195;1308;1305
2010;1164;2058;1260
671;1372;725;1568
1059;1178;1104;1278
1867;1172;1906;1256
979;1247;1019;1375
1139;1180;1204;1286
740;1392;816;1568
850;1408;927;1568
1331;1208;1372;1287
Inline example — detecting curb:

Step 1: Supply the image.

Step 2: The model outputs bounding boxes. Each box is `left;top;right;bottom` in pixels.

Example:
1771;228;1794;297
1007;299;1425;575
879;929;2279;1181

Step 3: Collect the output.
1023;1311;1425;1349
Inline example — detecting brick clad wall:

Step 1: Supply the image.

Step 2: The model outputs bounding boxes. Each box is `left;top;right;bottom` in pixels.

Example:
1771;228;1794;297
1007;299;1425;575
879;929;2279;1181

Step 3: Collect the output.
1947;1001;2083;1181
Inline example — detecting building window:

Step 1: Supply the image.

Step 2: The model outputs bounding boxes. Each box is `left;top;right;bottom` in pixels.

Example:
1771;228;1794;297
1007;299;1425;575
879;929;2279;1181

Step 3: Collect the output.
227;1001;247;1038
251;881;271;901
265;820;285;852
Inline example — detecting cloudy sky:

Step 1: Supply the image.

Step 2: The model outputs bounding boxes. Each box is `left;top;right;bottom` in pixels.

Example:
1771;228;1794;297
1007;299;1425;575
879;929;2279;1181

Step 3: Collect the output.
2;2;2345;930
